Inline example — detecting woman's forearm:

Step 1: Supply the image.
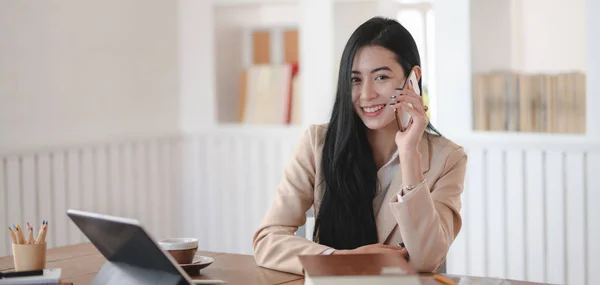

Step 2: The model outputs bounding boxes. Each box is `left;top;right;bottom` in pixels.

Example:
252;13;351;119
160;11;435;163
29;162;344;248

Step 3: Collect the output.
399;148;424;187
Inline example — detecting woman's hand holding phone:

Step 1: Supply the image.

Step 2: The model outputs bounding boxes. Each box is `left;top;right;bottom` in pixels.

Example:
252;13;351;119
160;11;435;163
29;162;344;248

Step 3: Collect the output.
390;79;428;154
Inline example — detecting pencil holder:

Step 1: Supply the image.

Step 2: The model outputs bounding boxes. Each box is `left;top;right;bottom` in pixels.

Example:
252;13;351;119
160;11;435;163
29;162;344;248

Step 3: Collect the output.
12;242;46;271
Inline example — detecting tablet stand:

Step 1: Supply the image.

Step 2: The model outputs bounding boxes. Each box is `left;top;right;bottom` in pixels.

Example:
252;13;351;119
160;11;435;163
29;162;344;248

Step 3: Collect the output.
91;261;189;285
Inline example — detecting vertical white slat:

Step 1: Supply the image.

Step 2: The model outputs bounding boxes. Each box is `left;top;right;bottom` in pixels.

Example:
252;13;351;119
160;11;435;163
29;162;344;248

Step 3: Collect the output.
280;138;295;169
36;154;52;247
122;143;135;219
257;139;269;231
94;147;109;215
565;152;586;285
218;135;230;253
147;141;160;239
446;216;467;275
205;137;218;251
158;139;170;239
525;150;546;283
446;149;469;275
168;139;182;238
81;148;95;217
161;139;174;238
195;137;210;247
218;136;234;253
180;137;196;239
587;151;600;285
249;138;262;251
21;155;37;238
213;136;226;252
190;137;201;239
485;149;506;278
505;150;526;281
265;139;279;212
465;148;486;276
66;150;82;244
234;136;251;254
6;157;22;240
135;143;148;226
0;158;7;256
231;136;245;254
51;152;67;248
108;145;122;217
545;151;566;284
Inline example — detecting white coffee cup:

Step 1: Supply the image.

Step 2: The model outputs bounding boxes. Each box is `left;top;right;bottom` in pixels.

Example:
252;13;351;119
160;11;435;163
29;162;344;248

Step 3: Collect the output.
159;238;198;264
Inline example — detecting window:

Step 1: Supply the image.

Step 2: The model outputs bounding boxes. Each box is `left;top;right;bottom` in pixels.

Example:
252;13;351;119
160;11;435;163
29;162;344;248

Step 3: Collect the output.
397;2;434;116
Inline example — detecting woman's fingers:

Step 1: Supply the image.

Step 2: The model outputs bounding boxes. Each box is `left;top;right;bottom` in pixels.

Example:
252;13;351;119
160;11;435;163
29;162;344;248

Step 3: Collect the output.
401;102;421;119
390;96;427;117
398;90;424;107
397;83;424;105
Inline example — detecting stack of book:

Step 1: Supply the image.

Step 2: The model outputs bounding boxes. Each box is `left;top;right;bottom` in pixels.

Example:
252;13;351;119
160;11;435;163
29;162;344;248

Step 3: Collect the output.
238;63;301;125
0;268;68;285
472;71;586;134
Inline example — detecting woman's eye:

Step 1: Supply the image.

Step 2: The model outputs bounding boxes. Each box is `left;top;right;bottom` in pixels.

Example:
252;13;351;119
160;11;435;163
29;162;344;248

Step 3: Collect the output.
375;75;390;81
351;77;361;84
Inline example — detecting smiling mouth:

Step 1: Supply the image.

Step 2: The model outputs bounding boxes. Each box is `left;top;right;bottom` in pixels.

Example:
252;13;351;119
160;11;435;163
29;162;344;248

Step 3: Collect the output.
361;104;386;113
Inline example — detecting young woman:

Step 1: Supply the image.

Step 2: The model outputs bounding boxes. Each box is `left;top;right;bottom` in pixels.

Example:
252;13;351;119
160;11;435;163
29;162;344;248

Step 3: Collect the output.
252;16;467;275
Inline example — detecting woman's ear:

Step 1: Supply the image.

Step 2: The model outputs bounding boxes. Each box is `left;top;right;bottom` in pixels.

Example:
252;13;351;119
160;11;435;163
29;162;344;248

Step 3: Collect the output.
412;66;422;82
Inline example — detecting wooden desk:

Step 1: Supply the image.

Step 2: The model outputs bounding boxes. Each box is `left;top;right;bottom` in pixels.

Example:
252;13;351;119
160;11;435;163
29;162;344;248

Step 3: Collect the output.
0;243;548;285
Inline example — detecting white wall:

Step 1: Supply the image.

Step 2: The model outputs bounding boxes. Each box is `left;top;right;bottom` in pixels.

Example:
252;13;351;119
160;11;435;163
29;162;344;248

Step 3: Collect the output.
432;0;471;135
586;0;600;138
333;2;378;69
519;0;587;73
0;0;180;153
299;0;336;125
179;0;217;132
470;0;587;73
470;0;514;73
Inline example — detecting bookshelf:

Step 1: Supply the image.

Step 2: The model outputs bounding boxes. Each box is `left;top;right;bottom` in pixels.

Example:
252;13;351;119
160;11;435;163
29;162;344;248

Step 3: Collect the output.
214;1;300;125
209;0;598;138
468;0;589;135
472;71;587;134
212;0;383;127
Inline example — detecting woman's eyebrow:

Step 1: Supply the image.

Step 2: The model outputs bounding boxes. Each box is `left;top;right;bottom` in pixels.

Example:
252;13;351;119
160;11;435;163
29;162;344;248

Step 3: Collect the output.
352;66;392;74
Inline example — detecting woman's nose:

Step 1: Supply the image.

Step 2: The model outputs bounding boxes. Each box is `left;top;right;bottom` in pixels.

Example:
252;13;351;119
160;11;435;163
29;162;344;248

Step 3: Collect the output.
360;82;378;100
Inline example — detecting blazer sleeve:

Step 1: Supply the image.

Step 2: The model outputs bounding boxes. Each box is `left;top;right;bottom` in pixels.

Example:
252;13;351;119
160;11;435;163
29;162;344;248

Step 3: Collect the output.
389;147;467;272
252;125;331;275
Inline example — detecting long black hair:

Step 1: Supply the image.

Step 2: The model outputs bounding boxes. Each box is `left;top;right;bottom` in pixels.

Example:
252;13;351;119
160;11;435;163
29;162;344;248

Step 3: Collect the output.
312;17;439;249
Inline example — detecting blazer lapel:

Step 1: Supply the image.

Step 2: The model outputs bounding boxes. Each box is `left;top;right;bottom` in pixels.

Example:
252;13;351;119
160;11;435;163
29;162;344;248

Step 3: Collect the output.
375;133;432;243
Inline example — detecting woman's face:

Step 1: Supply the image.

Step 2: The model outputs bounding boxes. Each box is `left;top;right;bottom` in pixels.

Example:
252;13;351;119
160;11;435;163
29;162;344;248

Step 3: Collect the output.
351;45;406;131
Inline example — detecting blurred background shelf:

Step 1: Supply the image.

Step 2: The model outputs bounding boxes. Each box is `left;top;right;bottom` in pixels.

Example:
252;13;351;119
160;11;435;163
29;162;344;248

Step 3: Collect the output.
472;71;586;134
469;0;588;135
213;0;437;127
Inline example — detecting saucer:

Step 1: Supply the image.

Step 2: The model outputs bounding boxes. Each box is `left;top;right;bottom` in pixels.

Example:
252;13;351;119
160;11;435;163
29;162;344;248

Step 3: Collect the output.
180;256;214;275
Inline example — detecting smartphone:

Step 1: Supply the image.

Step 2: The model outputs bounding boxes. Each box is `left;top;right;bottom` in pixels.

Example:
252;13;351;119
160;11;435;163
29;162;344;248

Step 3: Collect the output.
395;69;420;132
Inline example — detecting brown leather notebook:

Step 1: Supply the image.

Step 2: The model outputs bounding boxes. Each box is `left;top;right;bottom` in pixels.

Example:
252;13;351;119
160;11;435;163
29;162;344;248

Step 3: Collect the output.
298;253;421;285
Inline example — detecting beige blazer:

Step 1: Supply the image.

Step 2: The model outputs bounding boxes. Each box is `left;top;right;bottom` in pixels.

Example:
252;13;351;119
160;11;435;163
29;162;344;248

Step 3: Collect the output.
252;124;468;275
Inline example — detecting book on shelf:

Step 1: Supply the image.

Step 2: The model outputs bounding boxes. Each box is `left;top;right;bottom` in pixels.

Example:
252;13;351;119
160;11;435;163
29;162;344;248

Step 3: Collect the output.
298;253;421;285
238;63;301;125
472;71;586;134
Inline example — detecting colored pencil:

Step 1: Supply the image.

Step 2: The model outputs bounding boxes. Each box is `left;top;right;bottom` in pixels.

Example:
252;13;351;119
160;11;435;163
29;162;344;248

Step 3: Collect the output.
8;227;17;244
434;274;457;285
